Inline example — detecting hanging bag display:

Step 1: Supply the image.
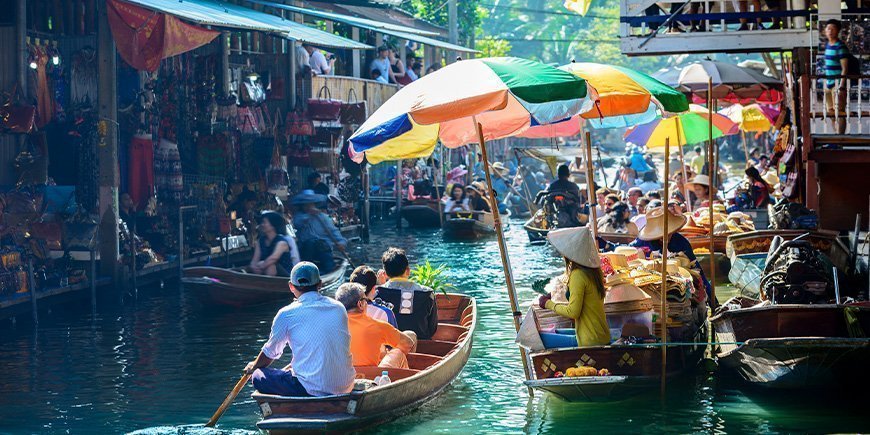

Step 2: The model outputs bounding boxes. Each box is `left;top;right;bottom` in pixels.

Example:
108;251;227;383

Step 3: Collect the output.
307;85;342;121
239;75;266;107
1;85;37;134
286;97;315;136
340;88;367;125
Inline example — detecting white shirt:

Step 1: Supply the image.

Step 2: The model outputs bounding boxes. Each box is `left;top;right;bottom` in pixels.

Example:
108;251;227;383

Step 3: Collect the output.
261;291;355;396
309;50;331;75
444;198;469;212
366;304;389;323
631;213;647;230
295;46;310;74
370;57;390;81
406;67;419;82
374;74;389;84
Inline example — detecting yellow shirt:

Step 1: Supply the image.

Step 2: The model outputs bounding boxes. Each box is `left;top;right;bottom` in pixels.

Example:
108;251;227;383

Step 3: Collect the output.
545;269;610;346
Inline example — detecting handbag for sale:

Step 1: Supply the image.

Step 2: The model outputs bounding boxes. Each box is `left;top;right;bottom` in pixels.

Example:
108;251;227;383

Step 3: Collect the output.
340;88;367;125
239;76;266;106
0;85;37;134
308;86;342;121
287;100;315;136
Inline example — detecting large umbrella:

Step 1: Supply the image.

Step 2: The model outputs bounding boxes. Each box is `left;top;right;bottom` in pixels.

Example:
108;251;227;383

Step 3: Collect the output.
348;57;588;391
677;60;781;99
719;103;773;132
348;57;589;164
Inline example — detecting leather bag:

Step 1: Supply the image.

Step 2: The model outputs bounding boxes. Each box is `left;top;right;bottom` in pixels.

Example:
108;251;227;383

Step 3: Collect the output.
308;86;341;121
340;88;367;125
0;85;36;134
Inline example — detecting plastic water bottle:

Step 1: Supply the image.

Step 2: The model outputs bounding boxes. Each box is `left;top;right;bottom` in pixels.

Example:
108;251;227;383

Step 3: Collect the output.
375;370;391;386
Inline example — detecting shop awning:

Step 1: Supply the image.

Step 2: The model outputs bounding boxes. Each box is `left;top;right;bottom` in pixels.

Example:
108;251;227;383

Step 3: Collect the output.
118;0;372;49
244;0;478;53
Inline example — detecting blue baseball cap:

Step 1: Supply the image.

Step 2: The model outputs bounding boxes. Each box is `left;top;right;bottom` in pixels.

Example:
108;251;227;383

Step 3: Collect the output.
290;261;321;287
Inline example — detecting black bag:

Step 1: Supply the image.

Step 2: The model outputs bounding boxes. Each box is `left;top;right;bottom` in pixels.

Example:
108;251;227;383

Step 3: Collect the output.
376;286;439;339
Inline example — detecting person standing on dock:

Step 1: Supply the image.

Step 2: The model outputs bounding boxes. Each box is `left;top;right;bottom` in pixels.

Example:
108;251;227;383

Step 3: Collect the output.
245;262;355;397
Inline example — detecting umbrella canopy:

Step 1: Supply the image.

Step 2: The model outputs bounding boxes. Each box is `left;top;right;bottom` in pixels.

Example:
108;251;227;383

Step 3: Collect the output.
677;60;781;99
562;62;689;129
348;57;589;164
719;103;773;132
625;104;738;150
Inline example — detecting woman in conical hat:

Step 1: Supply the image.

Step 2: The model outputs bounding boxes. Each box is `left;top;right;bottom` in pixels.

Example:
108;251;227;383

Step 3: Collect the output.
686;174;718;210
628;207;712;304
537;227;611;346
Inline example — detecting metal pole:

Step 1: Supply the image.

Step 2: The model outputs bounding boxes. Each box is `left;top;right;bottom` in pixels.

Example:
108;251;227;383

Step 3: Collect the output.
396;160;403;229
131;218;137;299
660;138;671;395
475;119;533;395
448;0;458;62
363;164;371;243
584;131;599;240
677;140;691;212
833;266;841;304
707;78;717;306
90;249;97;317
178;206;197;279
28;258;38;324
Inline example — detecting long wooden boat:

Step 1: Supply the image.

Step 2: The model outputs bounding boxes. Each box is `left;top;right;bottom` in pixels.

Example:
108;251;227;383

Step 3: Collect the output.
523;304;706;402
685;233;728;253
181;258;348;307
523;217;548;244
442;210;509;239
400;200;441;228
726;230;849;297
253;293;476;433
711;297;870;389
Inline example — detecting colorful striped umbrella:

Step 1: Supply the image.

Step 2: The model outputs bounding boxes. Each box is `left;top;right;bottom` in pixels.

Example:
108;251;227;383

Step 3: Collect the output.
719;103;773;132
625;105;738;149
348;57;589;164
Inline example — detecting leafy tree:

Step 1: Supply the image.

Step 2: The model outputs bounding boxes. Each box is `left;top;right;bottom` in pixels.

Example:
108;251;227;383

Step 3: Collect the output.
476;36;512;57
405;0;485;47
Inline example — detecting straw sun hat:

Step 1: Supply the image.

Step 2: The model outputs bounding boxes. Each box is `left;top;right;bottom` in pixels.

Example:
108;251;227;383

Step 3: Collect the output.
685;174;717;194
547;227;600;269
490;162;510;177
638;207;688;241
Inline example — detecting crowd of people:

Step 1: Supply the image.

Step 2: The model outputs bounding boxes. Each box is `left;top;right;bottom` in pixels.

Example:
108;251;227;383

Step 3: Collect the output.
244;247;439;397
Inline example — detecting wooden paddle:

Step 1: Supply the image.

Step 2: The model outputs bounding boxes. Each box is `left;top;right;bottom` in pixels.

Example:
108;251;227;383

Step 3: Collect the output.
205;372;252;428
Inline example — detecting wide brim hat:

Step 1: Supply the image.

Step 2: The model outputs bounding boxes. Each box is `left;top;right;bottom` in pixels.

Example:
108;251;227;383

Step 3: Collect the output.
490;162;509;176
547;227;600;269
447;166;468;179
638;207;688;241
291;189;328;205
464;184;481;195
614;246;644;263
685;174;718;194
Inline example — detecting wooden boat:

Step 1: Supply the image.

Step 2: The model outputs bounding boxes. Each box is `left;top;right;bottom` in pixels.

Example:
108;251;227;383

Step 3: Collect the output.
522;304;706;402
400;200;442;228
711;297;870;389
695;252;731;285
442;210;509;239
598;232;636;246
685;233;728;253
181;258;348;307
726;230;849;298
523;218;548;244
253;293;476;433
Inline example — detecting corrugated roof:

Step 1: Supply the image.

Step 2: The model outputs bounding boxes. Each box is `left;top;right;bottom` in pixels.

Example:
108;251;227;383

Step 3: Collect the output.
119;0;372;49
335;4;447;38
248;0;476;53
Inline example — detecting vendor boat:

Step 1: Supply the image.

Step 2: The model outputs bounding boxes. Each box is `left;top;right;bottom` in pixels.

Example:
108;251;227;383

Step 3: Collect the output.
442;210;510;239
523;217;549;244
400;200;442;228
181;258;349;307
253;293;476;433
711;297;870;389
598;232;637;246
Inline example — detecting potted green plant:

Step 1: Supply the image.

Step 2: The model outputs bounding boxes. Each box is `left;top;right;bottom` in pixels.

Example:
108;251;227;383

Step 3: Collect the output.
410;260;455;295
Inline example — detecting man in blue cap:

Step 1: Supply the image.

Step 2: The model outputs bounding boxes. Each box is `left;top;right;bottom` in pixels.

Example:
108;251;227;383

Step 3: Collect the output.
244;262;355;397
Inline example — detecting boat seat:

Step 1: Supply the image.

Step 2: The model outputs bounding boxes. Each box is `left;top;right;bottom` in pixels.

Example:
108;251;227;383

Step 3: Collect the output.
431;323;467;342
415;339;458;357
354;366;419;381
407;352;443;370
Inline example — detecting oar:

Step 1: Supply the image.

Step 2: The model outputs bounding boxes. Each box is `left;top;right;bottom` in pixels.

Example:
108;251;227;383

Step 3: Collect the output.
205;372;252;428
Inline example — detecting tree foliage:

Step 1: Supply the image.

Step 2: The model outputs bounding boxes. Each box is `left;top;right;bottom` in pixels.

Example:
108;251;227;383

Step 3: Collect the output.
476;36;512;58
405;0;485;47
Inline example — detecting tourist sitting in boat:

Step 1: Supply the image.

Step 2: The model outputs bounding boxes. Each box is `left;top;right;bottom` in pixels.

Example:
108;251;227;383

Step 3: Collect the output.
408;178;434;201
626;187;643;217
629;207;712;301
465;184;491;214
444;184;470;213
631;197;653;230
636;171;662;194
336;283;417;369
292;190;347;273
686;174;717;210
249;211;300;277
536;227;611;346
350;265;398;328
547;164;581;198
245;262;355;397
596;202;639;237
744;166;773;208
308;172;330;196
377;247;439;339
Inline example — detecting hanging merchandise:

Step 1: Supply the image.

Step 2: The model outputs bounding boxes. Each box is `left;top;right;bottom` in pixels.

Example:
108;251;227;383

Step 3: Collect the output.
128;133;156;210
106;0;219;72
308;86;342;121
339;88;367;125
196;133;230;177
74;110;100;211
29;44;54;128
71;48;98;105
239;73;266;106
14;133;49;187
286;98;314;136
155;138;184;202
0;85;37;134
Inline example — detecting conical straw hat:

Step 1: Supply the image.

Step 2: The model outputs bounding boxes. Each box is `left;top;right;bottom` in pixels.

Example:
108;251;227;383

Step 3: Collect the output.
685;174;718;194
638;207;688;241
547;226;600;268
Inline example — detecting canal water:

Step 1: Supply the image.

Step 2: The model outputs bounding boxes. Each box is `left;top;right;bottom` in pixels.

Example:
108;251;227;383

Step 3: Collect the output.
0;219;866;434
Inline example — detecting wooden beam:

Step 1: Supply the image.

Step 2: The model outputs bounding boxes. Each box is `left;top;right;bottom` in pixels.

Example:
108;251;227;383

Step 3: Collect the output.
351;27;361;78
97;0;120;284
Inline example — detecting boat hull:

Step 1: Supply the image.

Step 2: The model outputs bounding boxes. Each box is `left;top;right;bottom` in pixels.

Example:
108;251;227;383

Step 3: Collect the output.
443;212;509;239
254;294;477;433
712;300;870;389
401;204;441;228
181;258;348;307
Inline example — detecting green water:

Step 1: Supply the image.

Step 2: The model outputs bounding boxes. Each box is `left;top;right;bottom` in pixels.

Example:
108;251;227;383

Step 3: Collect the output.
0;219;866;434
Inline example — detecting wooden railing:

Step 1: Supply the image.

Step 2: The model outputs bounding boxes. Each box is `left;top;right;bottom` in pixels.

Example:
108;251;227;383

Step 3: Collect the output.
311;75;399;114
805;74;870;137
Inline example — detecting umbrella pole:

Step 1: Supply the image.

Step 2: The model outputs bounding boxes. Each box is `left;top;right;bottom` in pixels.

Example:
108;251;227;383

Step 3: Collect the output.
707;78;717;307
676;127;691;213
661;138;671;396
584;130;599;240
474;120;534;396
396;159;403;229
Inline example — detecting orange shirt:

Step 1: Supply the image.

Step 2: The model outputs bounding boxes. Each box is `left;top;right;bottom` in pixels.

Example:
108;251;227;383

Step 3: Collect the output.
347;311;402;367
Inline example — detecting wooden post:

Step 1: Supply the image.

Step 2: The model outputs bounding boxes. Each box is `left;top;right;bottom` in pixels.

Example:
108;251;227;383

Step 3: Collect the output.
741;130;751;169
660;138;670;395
28;258;38;324
435;147;444;227
97;0;121;287
677;141;691;212
351;27;361;78
362;164;370;242
220;32;230;96
707;78;717;306
289;38;297;106
395;160;402;229
17;0;27;96
90;248;97;317
584;131;598;240
475;119;534;395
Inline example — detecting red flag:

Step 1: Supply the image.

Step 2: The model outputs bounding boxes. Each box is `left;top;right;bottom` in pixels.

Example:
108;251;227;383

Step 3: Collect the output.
107;0;220;72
